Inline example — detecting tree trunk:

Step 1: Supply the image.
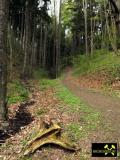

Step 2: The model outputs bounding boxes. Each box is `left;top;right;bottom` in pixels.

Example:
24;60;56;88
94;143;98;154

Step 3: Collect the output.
53;0;57;78
43;26;47;68
0;0;9;123
8;23;13;81
20;8;24;45
90;0;93;55
30;23;36;74
104;0;118;54
22;0;32;77
39;21;43;66
83;0;88;56
56;0;62;78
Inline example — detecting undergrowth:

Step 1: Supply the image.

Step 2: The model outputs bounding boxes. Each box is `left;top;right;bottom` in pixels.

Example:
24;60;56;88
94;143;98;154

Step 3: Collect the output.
7;80;29;104
73;50;120;78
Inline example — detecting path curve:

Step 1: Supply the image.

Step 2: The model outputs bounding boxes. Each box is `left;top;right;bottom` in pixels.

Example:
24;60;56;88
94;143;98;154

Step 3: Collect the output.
63;70;120;140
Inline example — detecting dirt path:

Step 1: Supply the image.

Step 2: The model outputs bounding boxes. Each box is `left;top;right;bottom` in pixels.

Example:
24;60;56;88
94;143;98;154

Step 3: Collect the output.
63;70;120;142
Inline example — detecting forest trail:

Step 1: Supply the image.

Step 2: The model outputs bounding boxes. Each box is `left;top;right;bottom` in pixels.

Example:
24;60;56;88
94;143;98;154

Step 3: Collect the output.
63;69;120;140
1;75;120;159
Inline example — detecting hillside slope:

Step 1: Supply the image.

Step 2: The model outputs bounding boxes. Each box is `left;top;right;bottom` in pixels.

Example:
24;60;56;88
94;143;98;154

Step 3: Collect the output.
72;50;120;97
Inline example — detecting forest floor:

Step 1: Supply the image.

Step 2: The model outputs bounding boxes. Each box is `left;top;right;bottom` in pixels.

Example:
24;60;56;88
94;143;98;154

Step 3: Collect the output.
0;68;120;160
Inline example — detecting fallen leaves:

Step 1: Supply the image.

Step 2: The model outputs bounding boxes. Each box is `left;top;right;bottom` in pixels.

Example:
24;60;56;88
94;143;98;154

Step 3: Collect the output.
0;80;80;160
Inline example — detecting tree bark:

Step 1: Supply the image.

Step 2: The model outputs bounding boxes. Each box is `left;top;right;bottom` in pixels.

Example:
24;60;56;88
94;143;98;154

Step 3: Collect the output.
56;0;62;78
8;23;13;81
43;26;47;68
90;0;93;55
0;0;9;122
22;0;32;77
83;0;88;56
104;0;118;54
39;20;43;66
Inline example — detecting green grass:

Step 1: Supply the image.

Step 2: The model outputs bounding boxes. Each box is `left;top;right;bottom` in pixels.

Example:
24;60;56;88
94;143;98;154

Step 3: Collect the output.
40;79;58;90
73;50;120;77
57;85;80;106
56;84;98;114
66;112;100;141
7;81;29;104
66;123;86;141
56;84;100;141
34;68;59;90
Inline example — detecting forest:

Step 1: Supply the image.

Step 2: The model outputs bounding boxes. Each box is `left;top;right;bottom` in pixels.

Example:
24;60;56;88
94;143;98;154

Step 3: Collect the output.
0;0;120;159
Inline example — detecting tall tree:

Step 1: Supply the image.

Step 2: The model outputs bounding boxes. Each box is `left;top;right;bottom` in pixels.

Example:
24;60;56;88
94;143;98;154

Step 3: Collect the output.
0;0;9;125
83;0;88;56
22;0;32;77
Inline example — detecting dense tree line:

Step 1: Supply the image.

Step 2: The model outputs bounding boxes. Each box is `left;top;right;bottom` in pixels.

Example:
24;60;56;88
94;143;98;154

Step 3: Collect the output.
61;0;120;57
0;0;120;128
